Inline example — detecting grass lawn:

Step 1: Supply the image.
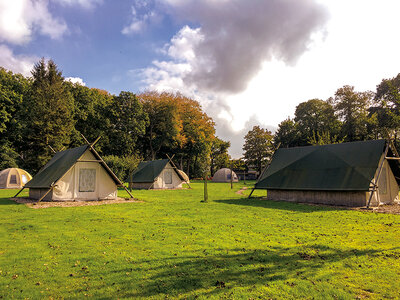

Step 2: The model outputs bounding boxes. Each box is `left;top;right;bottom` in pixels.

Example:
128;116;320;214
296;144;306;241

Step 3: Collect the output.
1;182;400;299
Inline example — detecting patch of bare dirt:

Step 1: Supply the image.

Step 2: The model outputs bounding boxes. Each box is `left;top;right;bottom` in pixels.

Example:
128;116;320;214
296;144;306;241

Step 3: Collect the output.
355;204;400;215
10;197;142;209
236;187;248;195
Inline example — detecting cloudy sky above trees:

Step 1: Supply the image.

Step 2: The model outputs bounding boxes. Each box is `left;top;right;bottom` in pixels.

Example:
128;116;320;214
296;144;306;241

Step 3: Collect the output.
1;0;400;157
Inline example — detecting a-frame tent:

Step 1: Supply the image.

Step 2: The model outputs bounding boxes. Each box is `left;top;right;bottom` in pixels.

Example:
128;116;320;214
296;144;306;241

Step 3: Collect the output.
249;139;400;207
129;157;189;189
15;141;133;202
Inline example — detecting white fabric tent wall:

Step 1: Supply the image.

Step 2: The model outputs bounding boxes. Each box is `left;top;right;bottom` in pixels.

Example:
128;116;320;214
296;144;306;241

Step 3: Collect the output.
370;157;399;205
212;168;239;183
50;150;117;201
153;162;183;189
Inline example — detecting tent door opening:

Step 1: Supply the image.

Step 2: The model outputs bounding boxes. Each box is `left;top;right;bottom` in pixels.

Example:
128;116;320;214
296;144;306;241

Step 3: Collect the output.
76;165;98;200
164;170;172;185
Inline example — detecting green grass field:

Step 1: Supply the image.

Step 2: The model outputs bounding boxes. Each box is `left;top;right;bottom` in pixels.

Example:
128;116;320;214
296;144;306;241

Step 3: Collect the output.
1;182;400;299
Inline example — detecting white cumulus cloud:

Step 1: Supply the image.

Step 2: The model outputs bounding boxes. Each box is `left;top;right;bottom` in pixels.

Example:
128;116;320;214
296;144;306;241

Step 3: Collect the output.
65;76;86;86
0;0;68;45
0;44;37;76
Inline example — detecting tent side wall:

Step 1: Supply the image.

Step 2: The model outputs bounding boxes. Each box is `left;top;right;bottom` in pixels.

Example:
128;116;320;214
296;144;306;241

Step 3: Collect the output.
131;182;154;189
153;163;183;189
375;158;399;205
266;190;369;207
29;188;54;201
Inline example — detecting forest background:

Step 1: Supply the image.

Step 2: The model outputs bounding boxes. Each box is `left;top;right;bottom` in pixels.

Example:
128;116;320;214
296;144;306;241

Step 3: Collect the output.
1;59;400;180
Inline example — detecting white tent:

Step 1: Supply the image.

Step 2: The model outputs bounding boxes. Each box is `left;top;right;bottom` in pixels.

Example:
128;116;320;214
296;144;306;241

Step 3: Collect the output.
0;168;32;189
212;168;239;183
130;159;186;189
22;144;132;201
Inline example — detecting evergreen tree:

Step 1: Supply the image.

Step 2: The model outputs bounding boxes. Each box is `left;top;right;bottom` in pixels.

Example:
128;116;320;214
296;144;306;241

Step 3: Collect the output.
104;91;148;157
23;58;75;172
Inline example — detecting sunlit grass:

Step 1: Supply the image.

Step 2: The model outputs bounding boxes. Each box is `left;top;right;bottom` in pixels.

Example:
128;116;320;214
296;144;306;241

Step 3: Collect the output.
0;182;399;299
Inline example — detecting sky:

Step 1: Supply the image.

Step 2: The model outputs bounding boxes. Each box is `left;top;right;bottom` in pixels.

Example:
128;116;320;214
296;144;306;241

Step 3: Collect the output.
1;0;400;158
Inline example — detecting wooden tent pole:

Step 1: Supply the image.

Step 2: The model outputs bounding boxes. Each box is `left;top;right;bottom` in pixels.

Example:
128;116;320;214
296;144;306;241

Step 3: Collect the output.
47;145;56;154
91;136;101;147
121;185;135;198
367;142;390;208
230;162;233;190
81;133;135;199
81;133;90;144
13;187;25;198
38;186;55;203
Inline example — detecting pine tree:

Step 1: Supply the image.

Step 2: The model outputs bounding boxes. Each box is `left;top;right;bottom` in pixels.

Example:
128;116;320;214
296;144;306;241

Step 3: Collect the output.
23;58;75;172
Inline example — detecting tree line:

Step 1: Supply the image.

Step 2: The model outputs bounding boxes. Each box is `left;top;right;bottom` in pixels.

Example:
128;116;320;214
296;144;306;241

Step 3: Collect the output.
3;59;399;181
241;75;400;175
0;59;222;179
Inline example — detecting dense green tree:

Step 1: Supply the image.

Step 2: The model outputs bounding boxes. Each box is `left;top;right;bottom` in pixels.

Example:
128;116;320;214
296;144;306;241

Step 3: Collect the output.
294;99;341;144
104;91;148;157
23;59;75;172
210;137;230;175
373;73;400;137
0;68;30;167
138;92;216;178
139;91;182;160
103;154;140;182
0;142;19;169
329;85;374;141
307;131;344;145
177;95;215;177
67;83;113;150
274;118;301;148
243;126;273;175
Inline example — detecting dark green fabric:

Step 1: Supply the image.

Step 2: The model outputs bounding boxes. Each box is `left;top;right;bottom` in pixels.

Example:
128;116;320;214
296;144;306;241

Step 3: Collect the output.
25;146;89;188
131;159;169;183
255;140;387;191
131;159;184;183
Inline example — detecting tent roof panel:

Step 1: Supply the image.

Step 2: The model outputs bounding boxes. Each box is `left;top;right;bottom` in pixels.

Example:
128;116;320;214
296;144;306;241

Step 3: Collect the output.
25;146;89;188
256;139;389;191
131;159;184;183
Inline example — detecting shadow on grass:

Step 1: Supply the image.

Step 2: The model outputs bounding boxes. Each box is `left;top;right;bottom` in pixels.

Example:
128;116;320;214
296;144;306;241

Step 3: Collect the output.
98;244;394;298
214;197;345;213
0;197;20;205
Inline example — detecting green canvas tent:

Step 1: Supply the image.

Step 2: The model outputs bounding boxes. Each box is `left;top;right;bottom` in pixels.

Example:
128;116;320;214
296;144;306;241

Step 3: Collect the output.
22;144;132;201
129;159;186;189
253;140;400;207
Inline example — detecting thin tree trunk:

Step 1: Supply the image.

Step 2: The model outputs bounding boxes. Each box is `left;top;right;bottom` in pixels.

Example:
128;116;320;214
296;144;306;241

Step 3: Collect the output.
149;126;155;160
